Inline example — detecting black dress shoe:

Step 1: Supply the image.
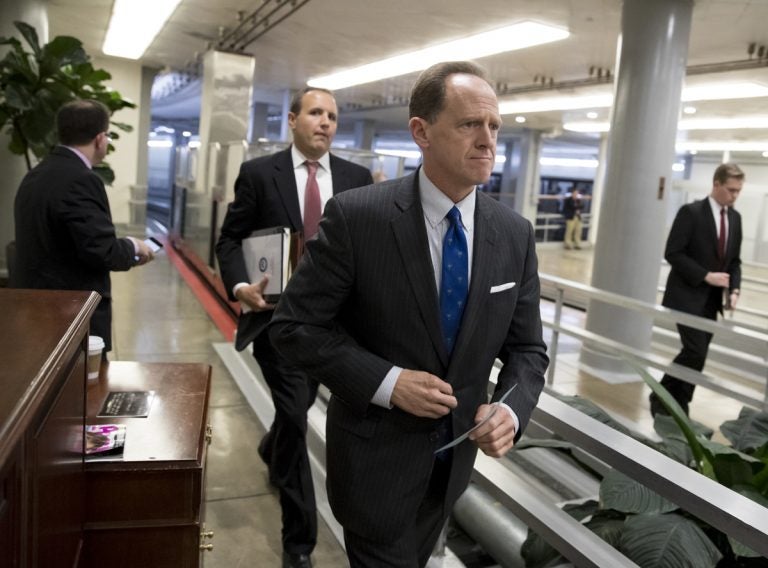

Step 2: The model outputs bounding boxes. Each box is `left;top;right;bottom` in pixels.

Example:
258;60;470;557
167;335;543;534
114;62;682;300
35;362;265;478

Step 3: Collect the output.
282;551;313;568
257;432;272;465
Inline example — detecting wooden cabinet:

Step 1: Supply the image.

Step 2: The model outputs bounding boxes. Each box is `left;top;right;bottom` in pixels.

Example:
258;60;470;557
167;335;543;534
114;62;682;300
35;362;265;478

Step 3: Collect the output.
0;289;99;568
83;362;212;568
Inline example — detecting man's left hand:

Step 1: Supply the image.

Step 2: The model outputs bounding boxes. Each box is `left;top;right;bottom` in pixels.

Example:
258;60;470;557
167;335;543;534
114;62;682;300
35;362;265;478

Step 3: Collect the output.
729;292;740;311
468;403;517;457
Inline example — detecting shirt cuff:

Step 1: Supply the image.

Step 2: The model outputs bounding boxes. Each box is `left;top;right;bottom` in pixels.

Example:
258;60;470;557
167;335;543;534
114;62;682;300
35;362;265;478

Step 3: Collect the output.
371;366;402;408
498;402;520;434
233;282;251;313
126;236;140;255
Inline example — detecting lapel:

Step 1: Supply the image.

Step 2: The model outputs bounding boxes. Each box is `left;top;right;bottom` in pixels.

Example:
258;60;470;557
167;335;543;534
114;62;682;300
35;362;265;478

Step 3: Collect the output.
272;147;302;230
700;199;719;259
329;154;347;195
452;193;496;360
390;173;448;367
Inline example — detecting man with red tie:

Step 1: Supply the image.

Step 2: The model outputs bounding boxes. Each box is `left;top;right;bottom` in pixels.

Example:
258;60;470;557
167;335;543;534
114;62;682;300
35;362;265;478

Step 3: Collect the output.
216;87;372;568
650;163;744;417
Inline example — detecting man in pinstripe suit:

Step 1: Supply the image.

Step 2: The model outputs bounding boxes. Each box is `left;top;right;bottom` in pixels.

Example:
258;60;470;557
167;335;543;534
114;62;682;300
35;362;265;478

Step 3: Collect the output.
270;61;548;567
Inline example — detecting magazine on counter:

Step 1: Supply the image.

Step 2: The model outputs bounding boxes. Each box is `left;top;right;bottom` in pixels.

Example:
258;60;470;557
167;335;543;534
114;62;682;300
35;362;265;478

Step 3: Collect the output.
85;424;127;460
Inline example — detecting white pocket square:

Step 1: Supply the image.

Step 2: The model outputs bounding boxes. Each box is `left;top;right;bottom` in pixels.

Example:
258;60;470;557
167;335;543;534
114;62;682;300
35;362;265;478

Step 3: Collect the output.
490;282;516;294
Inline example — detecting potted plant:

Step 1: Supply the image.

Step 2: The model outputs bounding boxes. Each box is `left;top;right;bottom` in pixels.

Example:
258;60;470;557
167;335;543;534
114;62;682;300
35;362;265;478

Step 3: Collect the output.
0;21;135;184
519;372;768;567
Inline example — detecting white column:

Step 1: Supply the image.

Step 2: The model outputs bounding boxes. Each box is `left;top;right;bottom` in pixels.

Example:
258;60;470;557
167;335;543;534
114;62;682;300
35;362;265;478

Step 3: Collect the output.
581;0;693;377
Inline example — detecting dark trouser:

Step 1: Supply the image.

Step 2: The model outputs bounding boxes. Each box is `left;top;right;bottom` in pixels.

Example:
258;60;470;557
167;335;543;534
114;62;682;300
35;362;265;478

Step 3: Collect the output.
651;299;719;416
252;334;318;555
343;454;452;568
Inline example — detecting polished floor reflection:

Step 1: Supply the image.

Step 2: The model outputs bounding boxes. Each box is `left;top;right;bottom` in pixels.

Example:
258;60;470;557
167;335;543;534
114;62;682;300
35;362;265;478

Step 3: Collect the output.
110;252;349;568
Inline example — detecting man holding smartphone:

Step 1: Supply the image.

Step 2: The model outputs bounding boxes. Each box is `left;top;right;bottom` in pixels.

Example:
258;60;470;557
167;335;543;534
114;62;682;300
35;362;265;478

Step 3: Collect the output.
11;99;155;353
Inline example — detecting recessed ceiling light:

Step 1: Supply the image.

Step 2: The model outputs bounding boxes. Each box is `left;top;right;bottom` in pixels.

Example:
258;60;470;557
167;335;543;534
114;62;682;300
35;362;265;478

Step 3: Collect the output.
683;106;697;114
308;21;569;90
515;116;526;123
762;151;768;158
103;0;182;59
672;163;686;172
586;111;598;119
689;150;698;155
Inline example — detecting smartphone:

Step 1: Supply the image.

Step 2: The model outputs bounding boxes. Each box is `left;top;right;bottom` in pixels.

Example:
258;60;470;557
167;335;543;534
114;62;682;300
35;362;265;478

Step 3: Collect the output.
144;237;163;253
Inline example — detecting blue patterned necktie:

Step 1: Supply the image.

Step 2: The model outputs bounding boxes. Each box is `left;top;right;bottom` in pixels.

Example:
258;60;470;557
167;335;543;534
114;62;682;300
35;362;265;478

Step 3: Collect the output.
440;206;468;354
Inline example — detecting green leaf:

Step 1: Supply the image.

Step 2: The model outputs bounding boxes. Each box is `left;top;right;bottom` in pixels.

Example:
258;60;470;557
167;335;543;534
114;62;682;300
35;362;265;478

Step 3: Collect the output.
585;509;626;548
4;84;34;111
699;438;764;487
720;407;768;453
630;363;713;476
620;513;722;568
93;163;115;186
600;469;678;514
13;21;41;56
520;527;565;568
41;36;87;67
110;121;133;132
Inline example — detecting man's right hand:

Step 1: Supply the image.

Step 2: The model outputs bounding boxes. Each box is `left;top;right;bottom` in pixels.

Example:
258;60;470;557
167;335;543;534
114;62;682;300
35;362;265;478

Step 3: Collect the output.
235;276;275;312
134;239;155;265
704;271;730;288
390;370;457;418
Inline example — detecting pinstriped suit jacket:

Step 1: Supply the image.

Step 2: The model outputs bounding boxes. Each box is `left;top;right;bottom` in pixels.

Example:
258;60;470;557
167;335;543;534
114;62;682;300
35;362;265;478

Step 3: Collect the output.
270;170;548;542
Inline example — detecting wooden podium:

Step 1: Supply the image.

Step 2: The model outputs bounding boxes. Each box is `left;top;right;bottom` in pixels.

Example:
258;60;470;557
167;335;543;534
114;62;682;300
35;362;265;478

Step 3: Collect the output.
83;361;213;568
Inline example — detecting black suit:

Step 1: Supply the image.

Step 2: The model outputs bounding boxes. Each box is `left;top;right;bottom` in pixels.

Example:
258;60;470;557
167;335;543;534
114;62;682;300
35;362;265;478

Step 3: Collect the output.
270;171;548;564
656;198;742;413
11;146;136;351
215;146;372;555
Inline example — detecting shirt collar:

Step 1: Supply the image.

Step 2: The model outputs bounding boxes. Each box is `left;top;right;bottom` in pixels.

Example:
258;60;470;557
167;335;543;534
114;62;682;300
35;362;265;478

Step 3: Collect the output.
708;195;726;215
418;167;476;231
291;144;331;172
63;145;92;169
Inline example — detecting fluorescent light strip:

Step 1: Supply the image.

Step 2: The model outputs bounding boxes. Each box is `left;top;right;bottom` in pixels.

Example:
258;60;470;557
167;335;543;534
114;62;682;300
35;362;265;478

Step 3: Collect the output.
103;0;182;59
676;141;768;152
540;156;599;168
500;81;768;115
565;115;768;133
308;21;569;90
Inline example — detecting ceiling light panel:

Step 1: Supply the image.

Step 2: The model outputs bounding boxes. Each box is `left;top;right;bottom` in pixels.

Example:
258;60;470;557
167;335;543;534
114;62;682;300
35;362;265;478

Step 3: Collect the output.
103;0;183;59
308;21;569;90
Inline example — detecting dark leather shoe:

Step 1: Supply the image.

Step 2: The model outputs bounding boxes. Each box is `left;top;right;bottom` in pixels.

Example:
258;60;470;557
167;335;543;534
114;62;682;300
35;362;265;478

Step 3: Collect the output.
282;551;312;568
257;432;272;465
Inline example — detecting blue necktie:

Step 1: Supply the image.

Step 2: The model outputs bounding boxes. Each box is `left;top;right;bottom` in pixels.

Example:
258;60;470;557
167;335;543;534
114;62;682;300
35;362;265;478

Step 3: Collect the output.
440;207;468;354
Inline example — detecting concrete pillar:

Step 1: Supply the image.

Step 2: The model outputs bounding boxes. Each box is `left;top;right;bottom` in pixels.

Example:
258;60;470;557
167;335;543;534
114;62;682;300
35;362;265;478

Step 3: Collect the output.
353;119;376;150
279;89;292;142
582;0;693;377
0;0;48;278
588;134;609;245
499;138;516;210
515;129;542;223
249;102;269;142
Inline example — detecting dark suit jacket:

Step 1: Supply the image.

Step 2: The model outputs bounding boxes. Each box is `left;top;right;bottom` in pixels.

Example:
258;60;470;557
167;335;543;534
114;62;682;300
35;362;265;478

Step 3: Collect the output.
215;146;373;349
662;198;742;316
11;146;136;350
269;171;548;542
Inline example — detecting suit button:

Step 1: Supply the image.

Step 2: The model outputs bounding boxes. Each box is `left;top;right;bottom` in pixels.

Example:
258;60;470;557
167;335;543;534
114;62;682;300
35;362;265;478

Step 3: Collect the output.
429;432;439;442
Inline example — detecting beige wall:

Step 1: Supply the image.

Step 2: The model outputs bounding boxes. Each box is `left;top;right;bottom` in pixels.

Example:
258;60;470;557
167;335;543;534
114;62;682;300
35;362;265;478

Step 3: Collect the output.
93;55;145;225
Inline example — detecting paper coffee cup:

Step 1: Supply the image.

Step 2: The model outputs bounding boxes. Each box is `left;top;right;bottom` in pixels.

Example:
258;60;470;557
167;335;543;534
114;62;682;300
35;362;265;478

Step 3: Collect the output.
87;336;105;380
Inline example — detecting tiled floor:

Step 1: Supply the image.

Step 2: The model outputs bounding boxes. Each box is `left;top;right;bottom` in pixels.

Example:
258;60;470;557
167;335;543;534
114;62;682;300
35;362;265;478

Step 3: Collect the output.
107;239;767;566
110;251;348;568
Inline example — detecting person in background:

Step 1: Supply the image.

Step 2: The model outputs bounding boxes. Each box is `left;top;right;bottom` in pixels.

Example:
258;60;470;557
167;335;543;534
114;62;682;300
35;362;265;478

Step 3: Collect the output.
650;163;744;416
562;187;584;249
215;87;373;568
11;99;154;352
270;61;548;568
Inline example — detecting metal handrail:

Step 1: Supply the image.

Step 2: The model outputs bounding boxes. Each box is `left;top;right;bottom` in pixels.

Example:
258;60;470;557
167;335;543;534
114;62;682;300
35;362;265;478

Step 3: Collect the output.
522;392;768;557
539;273;768;409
